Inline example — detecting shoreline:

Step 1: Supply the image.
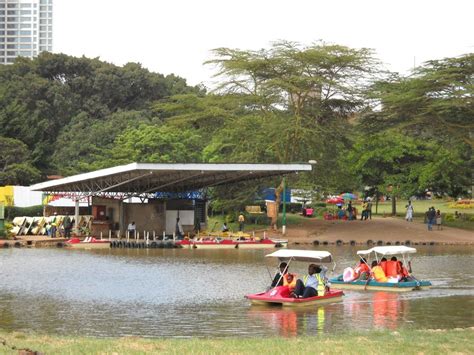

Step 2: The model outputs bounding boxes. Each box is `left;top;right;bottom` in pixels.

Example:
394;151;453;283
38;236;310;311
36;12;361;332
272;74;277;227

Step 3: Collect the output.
1;328;472;354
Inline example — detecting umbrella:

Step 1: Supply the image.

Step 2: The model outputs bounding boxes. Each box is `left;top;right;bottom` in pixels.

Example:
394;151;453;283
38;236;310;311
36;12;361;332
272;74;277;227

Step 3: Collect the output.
339;193;358;200
326;197;344;204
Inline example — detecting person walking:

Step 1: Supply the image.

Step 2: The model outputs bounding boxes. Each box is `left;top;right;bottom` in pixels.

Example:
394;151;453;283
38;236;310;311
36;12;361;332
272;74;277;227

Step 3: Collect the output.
427;207;436;231
367;199;373;220
405;201;414;222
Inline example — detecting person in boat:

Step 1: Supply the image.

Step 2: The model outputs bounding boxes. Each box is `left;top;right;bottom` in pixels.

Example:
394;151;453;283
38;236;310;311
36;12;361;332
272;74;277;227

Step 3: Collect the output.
291;264;325;298
385;256;402;282
380;257;388;275
370;260;388;283
355;257;371;280
271;262;289;288
397;260;411;282
283;272;297;292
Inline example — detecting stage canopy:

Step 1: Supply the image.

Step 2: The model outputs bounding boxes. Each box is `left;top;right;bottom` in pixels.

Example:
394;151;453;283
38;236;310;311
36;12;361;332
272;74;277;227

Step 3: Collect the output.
30;163;312;199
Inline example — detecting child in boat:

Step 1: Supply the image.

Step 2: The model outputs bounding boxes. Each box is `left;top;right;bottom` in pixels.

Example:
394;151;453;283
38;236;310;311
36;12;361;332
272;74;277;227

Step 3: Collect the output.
370;260;388;282
270;262;288;288
283;273;297;292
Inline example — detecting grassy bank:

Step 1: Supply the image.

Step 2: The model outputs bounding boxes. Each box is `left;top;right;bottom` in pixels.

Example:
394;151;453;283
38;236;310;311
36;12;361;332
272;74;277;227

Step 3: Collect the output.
1;328;473;354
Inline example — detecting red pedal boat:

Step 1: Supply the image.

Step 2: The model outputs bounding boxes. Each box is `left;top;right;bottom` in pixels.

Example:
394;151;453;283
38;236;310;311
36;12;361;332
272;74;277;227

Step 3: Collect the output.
245;249;344;306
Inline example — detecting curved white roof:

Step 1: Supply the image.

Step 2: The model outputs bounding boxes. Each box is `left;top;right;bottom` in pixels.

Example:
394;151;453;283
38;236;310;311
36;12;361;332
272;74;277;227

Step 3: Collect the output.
357;246;417;256
29;162;312;195
265;249;333;263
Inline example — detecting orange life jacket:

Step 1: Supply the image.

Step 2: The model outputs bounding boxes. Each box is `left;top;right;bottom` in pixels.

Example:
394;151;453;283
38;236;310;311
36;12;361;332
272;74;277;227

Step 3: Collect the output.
355;263;370;276
380;261;387;275
385;261;399;277
371;265;388;282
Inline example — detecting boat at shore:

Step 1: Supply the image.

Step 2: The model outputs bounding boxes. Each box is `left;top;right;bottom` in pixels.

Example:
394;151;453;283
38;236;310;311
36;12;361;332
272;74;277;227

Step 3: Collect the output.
176;236;287;249
65;237;111;249
246;249;344;306
329;246;432;292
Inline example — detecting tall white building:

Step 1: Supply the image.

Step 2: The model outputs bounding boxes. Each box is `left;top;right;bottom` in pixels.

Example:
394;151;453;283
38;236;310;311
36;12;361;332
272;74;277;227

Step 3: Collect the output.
0;0;52;64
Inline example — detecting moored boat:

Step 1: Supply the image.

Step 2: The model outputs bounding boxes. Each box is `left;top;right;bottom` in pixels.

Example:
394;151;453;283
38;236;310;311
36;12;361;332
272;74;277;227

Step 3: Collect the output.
330;246;432;292
176;238;238;249
246;249;344;306
65;237;111;249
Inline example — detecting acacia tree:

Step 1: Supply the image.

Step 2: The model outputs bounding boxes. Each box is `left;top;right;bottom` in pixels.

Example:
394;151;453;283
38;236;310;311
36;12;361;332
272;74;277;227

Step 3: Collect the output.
203;41;378;220
359;53;474;202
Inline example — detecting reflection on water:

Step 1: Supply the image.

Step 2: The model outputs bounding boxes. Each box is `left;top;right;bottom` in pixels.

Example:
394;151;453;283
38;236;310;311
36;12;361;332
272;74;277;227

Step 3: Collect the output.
0;246;473;337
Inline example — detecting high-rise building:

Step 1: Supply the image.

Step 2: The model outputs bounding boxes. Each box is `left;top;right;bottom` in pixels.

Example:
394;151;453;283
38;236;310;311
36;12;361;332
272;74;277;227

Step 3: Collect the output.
0;0;52;64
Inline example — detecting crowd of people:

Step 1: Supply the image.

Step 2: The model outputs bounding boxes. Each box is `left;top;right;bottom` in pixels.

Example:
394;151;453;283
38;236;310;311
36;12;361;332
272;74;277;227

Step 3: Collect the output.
333;199;373;221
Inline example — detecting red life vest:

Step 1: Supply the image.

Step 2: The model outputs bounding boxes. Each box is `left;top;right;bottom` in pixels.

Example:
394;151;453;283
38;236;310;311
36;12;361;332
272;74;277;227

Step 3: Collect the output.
380;261;387;275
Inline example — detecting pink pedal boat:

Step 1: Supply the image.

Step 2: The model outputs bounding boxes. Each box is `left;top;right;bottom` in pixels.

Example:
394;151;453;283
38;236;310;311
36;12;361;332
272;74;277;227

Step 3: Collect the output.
245;249;344;306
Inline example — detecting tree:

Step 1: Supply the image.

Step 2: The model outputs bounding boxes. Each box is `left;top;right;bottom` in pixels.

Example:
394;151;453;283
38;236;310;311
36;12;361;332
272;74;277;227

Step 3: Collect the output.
0;137;41;185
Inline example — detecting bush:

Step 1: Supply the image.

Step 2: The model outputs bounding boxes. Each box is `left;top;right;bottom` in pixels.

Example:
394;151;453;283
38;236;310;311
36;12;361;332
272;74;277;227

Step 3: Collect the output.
5;205;43;220
445;214;455;222
312;202;327;208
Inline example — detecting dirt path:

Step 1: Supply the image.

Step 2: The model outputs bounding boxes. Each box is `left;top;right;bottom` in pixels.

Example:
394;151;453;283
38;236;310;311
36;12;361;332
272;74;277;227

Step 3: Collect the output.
264;216;473;245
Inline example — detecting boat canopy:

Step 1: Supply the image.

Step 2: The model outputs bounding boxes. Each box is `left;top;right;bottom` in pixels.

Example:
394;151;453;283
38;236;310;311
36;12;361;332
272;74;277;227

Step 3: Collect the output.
357;246;417;256
265;249;333;263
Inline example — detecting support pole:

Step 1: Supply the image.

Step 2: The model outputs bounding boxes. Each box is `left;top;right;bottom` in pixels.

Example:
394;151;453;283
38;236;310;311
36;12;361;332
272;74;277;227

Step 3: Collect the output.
282;177;287;236
74;199;80;235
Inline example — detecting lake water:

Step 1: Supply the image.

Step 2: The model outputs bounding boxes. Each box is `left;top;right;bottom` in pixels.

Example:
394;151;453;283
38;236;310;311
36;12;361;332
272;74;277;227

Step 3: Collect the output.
0;246;473;337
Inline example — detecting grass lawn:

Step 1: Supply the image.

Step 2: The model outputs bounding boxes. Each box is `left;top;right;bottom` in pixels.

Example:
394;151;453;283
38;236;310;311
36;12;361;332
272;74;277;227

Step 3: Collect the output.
371;199;474;230
0;328;472;354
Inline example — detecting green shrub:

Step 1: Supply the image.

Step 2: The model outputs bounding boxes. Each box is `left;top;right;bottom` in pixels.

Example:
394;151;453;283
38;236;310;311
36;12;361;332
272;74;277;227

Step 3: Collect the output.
445;214;455;222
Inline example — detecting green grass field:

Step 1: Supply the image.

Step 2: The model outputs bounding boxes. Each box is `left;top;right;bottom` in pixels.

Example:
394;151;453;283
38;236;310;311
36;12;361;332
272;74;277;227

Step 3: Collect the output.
0;328;472;354
208;199;474;233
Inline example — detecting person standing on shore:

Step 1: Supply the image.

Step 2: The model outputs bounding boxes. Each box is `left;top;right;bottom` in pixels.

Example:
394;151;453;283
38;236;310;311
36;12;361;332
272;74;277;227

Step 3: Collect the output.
63;213;72;238
405;201;414;222
238;212;245;231
436;210;442;230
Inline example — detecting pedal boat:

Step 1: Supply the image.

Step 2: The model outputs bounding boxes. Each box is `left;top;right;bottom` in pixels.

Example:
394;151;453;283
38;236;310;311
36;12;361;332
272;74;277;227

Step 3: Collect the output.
235;237;287;249
177;238;238;249
245;249;344;306
65;237;111;249
329;246;432;292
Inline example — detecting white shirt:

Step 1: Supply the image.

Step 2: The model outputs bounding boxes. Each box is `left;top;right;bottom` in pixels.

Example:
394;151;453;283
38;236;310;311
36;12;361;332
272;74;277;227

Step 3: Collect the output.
128;223;136;231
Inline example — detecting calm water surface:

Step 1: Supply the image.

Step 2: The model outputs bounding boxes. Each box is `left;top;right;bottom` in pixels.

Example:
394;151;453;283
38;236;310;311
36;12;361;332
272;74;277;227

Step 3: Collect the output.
0;246;473;337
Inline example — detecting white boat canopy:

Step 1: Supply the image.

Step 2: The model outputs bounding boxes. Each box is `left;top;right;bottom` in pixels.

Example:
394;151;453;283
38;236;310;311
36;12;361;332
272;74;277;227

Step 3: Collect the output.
357;246;417;256
265;249;333;263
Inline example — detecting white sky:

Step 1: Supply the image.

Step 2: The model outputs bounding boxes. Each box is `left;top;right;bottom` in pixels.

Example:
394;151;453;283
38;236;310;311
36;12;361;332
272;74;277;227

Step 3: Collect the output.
54;0;473;87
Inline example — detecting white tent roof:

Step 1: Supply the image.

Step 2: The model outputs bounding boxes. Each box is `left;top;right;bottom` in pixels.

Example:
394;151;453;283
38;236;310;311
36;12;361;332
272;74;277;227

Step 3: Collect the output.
357;246;417;256
29;162;312;195
265;249;333;263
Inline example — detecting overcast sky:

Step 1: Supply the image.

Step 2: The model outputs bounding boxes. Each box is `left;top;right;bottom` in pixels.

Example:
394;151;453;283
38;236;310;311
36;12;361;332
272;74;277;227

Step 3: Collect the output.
54;0;473;87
